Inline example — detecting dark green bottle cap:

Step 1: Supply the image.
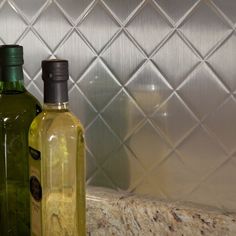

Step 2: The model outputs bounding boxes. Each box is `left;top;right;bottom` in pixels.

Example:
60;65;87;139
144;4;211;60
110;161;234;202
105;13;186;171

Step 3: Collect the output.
0;45;24;66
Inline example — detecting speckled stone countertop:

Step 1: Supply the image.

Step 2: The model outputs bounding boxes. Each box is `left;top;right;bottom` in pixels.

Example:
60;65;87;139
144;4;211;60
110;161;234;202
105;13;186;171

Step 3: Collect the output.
86;187;236;236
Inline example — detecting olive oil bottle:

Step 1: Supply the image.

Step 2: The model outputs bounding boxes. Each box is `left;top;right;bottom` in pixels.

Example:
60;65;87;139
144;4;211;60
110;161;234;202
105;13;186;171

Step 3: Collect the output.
0;45;41;235
28;60;85;236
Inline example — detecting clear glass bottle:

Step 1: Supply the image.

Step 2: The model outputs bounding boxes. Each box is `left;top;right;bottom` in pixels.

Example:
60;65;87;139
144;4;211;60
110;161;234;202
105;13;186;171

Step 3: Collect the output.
28;60;85;236
0;45;41;235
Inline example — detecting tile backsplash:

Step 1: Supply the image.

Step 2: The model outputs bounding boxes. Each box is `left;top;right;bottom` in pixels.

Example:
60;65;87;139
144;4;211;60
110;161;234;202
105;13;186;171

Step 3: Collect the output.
1;0;236;211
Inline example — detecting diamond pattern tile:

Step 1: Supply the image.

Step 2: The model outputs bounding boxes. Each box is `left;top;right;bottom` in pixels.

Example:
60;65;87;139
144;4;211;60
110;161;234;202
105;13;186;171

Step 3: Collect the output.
127;2;171;55
177;126;227;177
126;62;172;115
204;97;236;154
151;94;197;146
69;86;97;127
78;60;121;111
0;2;27;43
101;32;145;84
126;121;171;170
180;1;231;57
154;0;197;23
103;0;142;22
19;30;51;77
86;117;121;164
55;31;96;79
11;0;47;21
149;152;199;199
152;33;200;88
212;0;236;24
208;33;236;92
78;2;119;53
56;0;94;22
1;0;236;211
178;64;228;119
103;146;144;191
33;2;72;51
101;90;145;140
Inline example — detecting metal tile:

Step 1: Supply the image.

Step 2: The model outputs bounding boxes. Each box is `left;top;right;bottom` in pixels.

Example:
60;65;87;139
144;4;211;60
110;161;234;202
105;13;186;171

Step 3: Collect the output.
127;1;171;55
101;90;145;140
33;1;72;51
151;94;197;146
178;64;228;119
152;33;200;88
101;32;145;84
126;61;173;115
0;2;27;43
180;1;231;57
78;2;119;53
78;60;121;111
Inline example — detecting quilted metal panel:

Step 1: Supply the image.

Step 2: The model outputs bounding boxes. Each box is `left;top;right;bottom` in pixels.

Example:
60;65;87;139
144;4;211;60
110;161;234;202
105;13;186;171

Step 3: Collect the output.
2;0;236;211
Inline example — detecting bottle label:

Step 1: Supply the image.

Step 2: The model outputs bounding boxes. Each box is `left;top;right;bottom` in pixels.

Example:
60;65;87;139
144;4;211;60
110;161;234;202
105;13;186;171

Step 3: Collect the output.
29;147;42;236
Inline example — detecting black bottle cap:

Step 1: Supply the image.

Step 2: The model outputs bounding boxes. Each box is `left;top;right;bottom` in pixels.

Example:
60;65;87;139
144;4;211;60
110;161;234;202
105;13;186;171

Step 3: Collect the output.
0;45;24;66
42;59;69;103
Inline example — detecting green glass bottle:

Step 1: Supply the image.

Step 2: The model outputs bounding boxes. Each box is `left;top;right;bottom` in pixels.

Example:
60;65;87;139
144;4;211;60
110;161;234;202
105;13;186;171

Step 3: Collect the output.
29;60;86;236
0;45;41;236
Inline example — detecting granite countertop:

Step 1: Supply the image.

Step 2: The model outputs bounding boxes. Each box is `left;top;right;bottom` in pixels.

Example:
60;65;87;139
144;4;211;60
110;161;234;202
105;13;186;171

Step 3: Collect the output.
86;187;236;236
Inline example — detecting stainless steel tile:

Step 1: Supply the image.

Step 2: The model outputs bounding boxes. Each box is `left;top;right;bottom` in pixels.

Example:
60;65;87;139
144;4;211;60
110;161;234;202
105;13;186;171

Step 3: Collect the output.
151;94;197;146
78;60;121;111
101;32;145;84
154;0;197;23
178;64;228;119
103;0;142;22
204;97;236;154
19;30;51;77
180;1;231;57
126;121;171;170
208;33;236;92
33;1;72;51
152;33;199;88
126;61;173;115
86;117;121;164
78;2;119;53
0;2;27;43
55;31;96;79
101;90;145;140
127;1;171;55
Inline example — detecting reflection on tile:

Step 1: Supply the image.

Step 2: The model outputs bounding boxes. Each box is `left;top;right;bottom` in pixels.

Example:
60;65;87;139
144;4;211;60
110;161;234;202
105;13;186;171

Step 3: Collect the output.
78;2;119;53
102;32;145;84
78;60;121;111
103;146;144;191
101;90;145;140
127;2;171;55
126;121;171;170
178;64;228;119
151;94;197;146
152;33;199;88
204;97;236;153
127;62;172;115
180;1;231;56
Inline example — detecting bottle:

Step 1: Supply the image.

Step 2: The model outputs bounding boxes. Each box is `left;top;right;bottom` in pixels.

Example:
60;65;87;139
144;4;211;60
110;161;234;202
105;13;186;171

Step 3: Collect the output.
0;45;41;235
28;59;86;236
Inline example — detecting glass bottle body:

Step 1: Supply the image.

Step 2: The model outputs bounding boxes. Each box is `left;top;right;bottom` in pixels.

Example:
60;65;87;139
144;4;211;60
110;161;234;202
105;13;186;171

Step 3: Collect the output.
0;81;41;236
29;103;85;236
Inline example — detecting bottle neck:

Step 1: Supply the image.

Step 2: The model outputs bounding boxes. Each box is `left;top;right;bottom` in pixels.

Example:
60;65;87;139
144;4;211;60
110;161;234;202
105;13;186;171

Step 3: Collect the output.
43;102;69;111
0;65;25;93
